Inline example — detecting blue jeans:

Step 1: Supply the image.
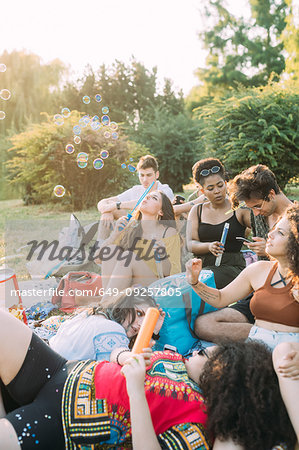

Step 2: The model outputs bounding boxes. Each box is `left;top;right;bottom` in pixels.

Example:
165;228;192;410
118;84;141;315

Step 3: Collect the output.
247;325;299;351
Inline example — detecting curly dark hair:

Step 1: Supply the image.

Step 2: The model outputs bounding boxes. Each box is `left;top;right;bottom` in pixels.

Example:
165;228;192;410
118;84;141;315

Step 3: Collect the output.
199;341;296;450
285;204;299;289
228;164;280;208
192;158;226;186
118;191;176;250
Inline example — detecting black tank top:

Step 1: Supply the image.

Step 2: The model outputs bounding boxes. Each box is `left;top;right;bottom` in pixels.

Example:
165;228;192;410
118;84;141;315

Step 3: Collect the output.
197;204;246;253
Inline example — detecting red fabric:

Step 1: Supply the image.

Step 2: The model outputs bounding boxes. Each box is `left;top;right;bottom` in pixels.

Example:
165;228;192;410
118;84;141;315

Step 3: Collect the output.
94;351;207;436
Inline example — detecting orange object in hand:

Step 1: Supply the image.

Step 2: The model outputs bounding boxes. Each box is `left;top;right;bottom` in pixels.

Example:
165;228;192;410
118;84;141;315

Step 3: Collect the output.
131;307;160;354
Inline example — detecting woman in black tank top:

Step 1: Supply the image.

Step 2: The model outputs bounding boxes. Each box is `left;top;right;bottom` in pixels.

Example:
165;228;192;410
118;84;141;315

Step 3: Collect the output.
186;158;251;288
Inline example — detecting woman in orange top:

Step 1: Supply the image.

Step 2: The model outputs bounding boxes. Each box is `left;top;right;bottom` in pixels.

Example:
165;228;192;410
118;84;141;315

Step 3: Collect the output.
187;205;299;351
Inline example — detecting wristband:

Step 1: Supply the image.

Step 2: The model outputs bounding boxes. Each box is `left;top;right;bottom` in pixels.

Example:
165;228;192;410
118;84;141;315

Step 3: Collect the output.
116;201;121;210
116;349;130;365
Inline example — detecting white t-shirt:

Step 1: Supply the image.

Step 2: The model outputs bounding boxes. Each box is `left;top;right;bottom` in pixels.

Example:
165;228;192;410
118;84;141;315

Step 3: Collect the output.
49;311;129;361
117;181;174;202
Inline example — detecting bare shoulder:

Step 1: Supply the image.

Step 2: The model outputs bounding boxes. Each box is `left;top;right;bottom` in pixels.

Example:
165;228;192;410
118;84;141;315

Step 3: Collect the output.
163;226;178;238
236;206;251;225
245;260;275;283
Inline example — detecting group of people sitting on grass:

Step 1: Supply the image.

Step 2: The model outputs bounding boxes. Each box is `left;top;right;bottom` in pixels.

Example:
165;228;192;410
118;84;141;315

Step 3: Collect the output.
0;154;298;449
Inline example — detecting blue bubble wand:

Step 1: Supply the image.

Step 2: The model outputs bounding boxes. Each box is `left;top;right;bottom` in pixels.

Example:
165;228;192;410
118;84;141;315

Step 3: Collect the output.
118;181;155;230
215;222;230;267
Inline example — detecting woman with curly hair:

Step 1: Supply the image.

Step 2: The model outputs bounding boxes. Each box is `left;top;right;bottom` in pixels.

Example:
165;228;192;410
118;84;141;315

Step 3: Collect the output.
0;310;296;449
187;204;299;351
99;190;181;294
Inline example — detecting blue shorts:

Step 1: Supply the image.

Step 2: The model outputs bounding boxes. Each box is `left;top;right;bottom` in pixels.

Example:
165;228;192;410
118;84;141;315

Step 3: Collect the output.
247;325;299;351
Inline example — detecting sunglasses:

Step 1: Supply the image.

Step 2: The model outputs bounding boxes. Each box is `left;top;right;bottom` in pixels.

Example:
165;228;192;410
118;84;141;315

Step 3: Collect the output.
200;166;221;177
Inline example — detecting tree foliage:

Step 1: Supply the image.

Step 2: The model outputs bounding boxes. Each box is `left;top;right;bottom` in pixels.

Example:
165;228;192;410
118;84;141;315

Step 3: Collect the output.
6;112;146;210
194;80;299;187
130;107;200;191
195;0;289;93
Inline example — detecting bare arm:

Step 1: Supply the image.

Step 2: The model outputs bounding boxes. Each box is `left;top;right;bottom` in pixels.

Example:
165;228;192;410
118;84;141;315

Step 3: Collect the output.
185;258;254;308
186;206;223;257
98;198;137;214
97;195;119;212
121;355;161;450
173;195;206;216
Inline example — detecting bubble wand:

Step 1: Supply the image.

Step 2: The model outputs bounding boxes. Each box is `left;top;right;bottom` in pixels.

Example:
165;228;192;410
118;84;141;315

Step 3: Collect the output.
215;222;230;267
118;180;155;230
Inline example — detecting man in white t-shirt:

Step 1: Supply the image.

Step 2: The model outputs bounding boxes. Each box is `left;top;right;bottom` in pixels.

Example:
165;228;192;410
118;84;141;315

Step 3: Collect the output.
97;155;174;240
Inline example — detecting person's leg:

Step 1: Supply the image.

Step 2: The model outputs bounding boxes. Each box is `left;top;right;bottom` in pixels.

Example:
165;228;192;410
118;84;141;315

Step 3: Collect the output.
0;419;20;449
194;308;252;343
0;309;32;385
273;342;299;441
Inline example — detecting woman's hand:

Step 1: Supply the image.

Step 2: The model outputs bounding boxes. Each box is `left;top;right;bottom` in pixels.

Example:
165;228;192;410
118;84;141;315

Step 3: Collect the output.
154;307;165;334
245;237;266;256
121;354;146;396
186;258;202;285
142;346;153;366
277;350;299;380
208;241;224;256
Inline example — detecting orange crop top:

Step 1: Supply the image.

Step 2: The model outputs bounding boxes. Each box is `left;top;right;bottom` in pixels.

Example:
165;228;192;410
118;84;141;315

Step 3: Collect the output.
250;262;299;327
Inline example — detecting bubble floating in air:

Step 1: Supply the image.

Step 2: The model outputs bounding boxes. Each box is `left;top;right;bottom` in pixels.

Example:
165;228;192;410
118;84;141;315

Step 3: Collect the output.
0;111;5;120
74;136;81;144
82;95;90;104
65;144;75;154
53;185;66;197
100;150;109;159
61;107;71;118
0;63;6;72
53;114;64;126
95;94;102;102
93;158;104;169
0;89;11;101
102;106;109;114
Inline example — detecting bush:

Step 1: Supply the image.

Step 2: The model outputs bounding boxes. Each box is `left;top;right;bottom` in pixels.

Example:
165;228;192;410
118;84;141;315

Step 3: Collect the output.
194;80;299;187
6;112;146;210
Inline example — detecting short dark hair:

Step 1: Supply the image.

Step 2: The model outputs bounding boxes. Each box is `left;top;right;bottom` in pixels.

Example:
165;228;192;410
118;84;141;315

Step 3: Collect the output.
200;341;296;450
192;158;226;185
228;164;280;206
137;155;159;172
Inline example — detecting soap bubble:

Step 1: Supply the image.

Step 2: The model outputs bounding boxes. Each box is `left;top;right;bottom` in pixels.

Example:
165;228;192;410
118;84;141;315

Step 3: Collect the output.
101;115;110;126
93;158;104;169
95;94;102;102
74;136;81;144
91;121;101;130
102;106;109;114
91;115;100;122
79;117;88;128
77;152;88;162
65;144;75;154
0;63;6;72
0;111;5;120
100;150;109;159
109;121;118;131
54;114;64;126
53;185;66;197
129;158;133;161
73;125;81;135
61;107;71;118
128;164;137;173
0;89;11;101
77;160;88;169
82;95;90;104
111;132;118;140
121;163;126;169
104;131;110;139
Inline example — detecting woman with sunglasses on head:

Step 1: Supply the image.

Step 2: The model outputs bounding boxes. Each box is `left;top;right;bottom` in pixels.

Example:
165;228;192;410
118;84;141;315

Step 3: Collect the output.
186;158;251;289
187;204;299;352
0;310;296;449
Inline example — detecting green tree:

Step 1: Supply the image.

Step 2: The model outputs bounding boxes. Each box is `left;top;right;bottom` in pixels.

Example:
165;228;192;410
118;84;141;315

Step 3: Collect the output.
0;50;65;135
194;80;299;187
282;0;299;78
195;0;288;94
6;111;146;210
131;107;200;191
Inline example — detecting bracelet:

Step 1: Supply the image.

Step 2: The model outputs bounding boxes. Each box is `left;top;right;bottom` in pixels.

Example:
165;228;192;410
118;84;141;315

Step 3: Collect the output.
116;349;130;365
190;280;199;286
